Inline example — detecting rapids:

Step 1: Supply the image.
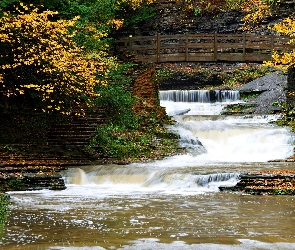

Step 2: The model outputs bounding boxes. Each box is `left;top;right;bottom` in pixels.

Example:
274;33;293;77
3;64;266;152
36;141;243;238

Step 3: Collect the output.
2;90;295;250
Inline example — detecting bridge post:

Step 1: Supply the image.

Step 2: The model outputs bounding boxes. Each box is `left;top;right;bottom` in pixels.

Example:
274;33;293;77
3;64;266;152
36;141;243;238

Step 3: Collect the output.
185;33;188;61
157;33;160;63
243;33;246;61
214;33;217;61
271;34;274;57
129;35;133;54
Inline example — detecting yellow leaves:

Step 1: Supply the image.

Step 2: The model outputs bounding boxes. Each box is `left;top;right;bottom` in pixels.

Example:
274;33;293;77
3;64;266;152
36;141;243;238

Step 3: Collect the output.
107;19;124;30
0;3;117;116
1;65;12;69
271;17;295;35
264;17;295;70
119;0;155;10
241;1;271;31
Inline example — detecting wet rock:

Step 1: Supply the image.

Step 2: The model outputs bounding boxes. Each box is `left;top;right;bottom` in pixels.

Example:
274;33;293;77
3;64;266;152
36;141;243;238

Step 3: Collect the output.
172;109;191;115
159;71;223;90
219;171;295;195
236;73;287;93
0;165;67;191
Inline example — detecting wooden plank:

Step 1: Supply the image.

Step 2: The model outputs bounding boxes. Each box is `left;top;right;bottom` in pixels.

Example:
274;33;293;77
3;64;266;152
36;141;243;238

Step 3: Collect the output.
217;43;244;49
130;45;157;50
136;55;158;63
160;54;186;62
245;53;272;62
243;33;246;61
187;43;214;48
217;53;245;61
214;33;217;61
187;52;215;61
185;33;188;61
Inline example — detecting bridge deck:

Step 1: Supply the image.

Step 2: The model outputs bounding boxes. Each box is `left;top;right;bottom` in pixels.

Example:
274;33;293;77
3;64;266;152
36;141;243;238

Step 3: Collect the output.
116;33;295;63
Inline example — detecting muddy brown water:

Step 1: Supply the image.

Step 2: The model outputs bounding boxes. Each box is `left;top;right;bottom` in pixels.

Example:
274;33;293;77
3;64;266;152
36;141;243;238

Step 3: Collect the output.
2;94;295;250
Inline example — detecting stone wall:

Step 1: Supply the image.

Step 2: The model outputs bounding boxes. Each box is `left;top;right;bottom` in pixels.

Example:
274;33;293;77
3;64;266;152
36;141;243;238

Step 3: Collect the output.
131;64;168;124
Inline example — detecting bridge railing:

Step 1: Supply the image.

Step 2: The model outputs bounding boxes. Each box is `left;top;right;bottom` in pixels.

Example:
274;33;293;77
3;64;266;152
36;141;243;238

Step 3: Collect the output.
116;33;295;63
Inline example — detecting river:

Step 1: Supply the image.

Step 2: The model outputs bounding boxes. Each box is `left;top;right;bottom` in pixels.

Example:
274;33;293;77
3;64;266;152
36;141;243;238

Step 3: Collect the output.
2;90;295;250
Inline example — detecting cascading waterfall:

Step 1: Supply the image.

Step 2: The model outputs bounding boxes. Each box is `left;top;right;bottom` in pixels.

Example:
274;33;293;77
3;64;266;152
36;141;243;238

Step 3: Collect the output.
4;88;295;250
64;166;239;194
158;89;294;164
62;88;294;191
159;90;240;103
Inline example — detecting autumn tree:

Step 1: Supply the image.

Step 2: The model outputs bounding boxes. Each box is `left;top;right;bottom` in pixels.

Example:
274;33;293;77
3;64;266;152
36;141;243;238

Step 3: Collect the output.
0;4;116;116
264;17;295;70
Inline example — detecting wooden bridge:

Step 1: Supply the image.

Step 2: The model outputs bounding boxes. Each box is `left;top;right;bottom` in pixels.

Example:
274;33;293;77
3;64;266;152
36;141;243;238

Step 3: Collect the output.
116;33;295;63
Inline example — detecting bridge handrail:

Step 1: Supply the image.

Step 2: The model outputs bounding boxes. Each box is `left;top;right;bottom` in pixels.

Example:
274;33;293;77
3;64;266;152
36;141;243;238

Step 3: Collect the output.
116;33;295;63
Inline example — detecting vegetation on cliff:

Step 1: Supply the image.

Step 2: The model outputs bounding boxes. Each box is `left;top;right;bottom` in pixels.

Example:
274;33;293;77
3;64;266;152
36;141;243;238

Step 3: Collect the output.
265;17;295;70
0;0;294;161
0;1;182;161
0;193;9;227
90;65;180;162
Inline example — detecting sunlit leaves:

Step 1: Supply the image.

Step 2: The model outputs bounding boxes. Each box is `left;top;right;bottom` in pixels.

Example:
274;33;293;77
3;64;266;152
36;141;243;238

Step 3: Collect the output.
264;17;295;70
0;4;115;116
241;0;272;30
119;0;155;10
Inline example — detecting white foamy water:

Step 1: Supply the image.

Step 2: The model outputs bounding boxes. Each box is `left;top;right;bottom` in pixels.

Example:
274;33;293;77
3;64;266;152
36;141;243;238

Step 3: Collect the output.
61;165;239;197
158;98;294;165
3;89;295;250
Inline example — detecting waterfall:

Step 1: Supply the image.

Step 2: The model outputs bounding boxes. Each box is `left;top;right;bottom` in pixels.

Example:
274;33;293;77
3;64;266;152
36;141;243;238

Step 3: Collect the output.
63;166;239;194
159;92;294;163
159;90;240;103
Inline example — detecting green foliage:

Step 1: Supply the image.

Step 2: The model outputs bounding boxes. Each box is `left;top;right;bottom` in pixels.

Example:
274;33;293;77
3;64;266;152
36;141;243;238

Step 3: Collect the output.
0;193;9;226
272;188;295;195
123;5;156;27
91;123;179;160
154;68;178;82
194;8;202;17
240;93;259;100
221;66;272;87
8;179;24;191
222;103;257;114
272;101;279;106
95;63;138;129
0;0;18;9
91;124;143;159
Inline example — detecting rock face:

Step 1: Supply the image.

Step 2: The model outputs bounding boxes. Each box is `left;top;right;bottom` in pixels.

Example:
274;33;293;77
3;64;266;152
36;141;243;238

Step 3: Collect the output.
234;73;287;114
118;0;294;37
0;166;67;191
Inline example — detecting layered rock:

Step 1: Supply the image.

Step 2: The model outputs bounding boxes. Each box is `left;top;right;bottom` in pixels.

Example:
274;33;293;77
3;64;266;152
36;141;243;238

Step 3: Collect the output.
219;170;295;195
0;165;67;191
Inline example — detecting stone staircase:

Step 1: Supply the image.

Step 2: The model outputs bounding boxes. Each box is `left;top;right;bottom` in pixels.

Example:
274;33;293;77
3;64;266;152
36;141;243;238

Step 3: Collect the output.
47;113;105;147
0;109;107;191
0;108;106;165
